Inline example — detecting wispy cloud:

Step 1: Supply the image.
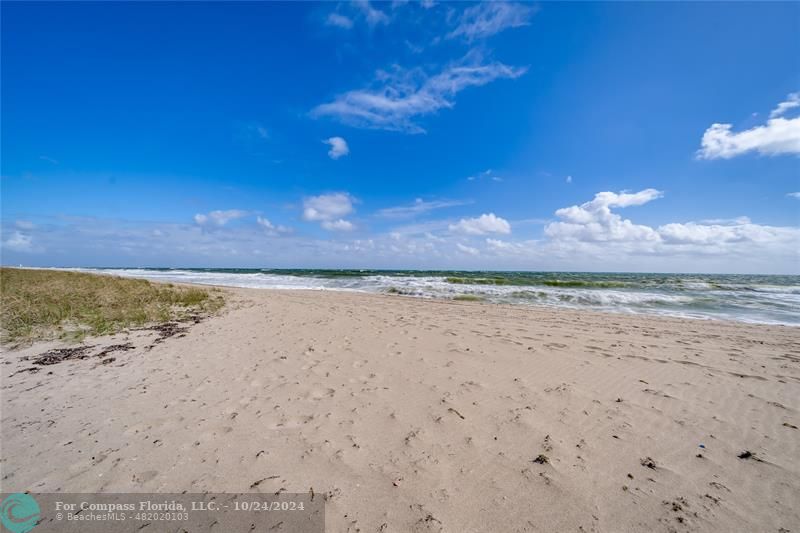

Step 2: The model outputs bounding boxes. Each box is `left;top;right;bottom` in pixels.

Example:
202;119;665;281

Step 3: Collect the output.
3;231;36;252
326;12;354;29
456;242;479;255
467;168;503;182
770;92;800;118
256;216;292;236
354;0;390;27
194;209;249;228
311;52;527;133
447;2;537;41
787;192;800;199
325;1;389;30
377;198;470;218
697;93;800;159
323;136;350;159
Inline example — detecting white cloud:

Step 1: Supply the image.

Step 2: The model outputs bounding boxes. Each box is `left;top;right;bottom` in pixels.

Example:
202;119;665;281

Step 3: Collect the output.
467;168;504;182
657;221;795;246
3;201;797;273
323;136;350;159
698;118;800;159
565;175;572;184
311;53;526;133
698;93;800;159
697;216;751;225
449;213;511;235
787;192;800;199
543;189;800;261
485;238;513;250
194;209;249;227
256;216;291;235
448;2;536;41
3;231;35;252
545;189;663;243
321;219;355;231
302;193;354;221
456;243;479;255
770;92;800;118
377;198;470;218
326;13;354;29
303;193;356;230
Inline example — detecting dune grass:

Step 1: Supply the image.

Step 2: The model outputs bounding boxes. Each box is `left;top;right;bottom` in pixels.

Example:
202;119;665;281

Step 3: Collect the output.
453;294;484;302
0;268;224;344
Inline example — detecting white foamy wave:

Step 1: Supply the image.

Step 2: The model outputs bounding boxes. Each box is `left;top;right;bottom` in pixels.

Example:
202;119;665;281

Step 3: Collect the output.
65;268;799;326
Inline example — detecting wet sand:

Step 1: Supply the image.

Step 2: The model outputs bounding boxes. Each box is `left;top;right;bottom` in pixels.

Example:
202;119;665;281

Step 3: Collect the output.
2;288;799;532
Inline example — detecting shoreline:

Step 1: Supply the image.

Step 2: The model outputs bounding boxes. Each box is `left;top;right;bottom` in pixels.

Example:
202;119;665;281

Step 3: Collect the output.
13;265;800;328
3;286;799;531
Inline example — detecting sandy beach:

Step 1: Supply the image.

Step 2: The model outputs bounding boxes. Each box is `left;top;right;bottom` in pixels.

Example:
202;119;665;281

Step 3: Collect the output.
2;287;799;532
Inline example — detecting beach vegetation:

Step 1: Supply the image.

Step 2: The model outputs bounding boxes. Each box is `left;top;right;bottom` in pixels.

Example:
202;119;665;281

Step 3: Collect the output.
453;294;483;301
0;268;224;344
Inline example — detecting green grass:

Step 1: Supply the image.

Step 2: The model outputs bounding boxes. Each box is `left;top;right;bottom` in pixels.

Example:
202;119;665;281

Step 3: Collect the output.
452;294;484;302
0;268;224;344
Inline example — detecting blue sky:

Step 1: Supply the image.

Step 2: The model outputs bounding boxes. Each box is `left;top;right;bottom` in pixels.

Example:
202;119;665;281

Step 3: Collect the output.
2;1;799;273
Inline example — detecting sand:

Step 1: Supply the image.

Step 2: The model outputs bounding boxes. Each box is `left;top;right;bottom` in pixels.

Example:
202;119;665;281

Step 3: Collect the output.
2;288;799;532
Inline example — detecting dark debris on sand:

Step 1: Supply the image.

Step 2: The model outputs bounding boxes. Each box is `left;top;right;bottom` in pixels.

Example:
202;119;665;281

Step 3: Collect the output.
96;343;135;358
29;345;97;366
640;457;657;469
146;315;203;346
27;342;137;367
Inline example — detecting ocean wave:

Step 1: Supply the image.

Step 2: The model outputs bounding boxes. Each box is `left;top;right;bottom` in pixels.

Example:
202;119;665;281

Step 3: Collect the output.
69;268;800;326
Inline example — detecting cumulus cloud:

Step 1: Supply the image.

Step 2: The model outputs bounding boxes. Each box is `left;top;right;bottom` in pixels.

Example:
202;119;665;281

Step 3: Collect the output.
542;189;800;262
303;193;356;230
770;92;800;118
323;136;350;159
698;93;800;159
449;213;511;235
447;2;536;41
456;242;479;255
321;219;355;231
377;198;470;218
311;52;526;133
545;189;663;243
194;210;249;227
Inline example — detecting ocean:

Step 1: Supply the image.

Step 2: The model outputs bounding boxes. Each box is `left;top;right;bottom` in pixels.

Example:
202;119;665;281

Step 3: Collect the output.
71;268;800;326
